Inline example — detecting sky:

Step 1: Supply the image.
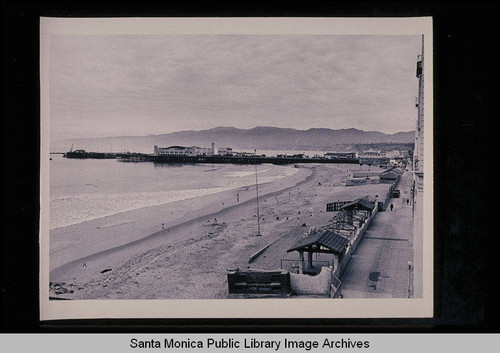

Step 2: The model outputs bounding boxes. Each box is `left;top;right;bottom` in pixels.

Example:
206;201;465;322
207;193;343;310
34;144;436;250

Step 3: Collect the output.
49;34;422;140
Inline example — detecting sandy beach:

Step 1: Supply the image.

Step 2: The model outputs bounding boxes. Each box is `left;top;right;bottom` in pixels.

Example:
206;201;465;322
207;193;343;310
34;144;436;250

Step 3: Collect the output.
49;163;392;299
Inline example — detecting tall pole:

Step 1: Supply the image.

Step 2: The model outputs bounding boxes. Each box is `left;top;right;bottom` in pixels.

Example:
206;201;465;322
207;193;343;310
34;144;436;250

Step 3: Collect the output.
255;151;261;236
407;261;413;298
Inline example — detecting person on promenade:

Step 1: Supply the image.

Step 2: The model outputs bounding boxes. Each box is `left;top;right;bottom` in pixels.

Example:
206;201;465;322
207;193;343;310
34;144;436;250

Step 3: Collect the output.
390;203;394;211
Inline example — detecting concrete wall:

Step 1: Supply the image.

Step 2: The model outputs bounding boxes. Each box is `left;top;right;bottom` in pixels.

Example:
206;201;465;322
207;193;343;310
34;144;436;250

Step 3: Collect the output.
290;176;402;295
333;205;378;278
333;176;399;279
289;195;384;295
290;266;332;295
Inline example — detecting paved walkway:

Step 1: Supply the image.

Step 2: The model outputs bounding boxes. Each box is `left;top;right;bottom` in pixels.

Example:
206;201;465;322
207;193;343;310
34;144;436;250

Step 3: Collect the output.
337;171;416;298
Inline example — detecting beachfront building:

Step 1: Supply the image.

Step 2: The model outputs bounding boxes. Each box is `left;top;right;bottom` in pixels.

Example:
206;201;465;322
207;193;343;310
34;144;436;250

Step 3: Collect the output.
287;228;349;276
358;149;390;166
412;35;425;298
379;168;402;183
153;145;214;157
385;150;401;159
345;168;402;187
345;170;380;186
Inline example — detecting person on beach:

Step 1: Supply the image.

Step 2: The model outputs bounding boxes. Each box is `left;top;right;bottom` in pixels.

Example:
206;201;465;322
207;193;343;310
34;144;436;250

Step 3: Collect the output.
390;203;394;211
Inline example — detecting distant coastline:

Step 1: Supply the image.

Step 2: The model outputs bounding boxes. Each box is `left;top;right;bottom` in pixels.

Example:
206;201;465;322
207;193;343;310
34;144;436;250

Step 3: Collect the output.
51;126;414;155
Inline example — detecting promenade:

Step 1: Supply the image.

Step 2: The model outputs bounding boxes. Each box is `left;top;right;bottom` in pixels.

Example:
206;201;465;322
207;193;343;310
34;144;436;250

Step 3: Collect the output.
336;170;417;298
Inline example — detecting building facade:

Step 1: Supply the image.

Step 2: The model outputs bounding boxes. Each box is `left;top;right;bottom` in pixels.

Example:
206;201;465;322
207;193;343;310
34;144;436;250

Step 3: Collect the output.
217;147;233;156
154;145;214;157
324;152;357;160
412;34;425;299
358;149;389;165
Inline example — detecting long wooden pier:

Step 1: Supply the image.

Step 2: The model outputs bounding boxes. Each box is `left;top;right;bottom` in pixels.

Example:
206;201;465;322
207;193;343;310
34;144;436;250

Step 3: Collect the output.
63;150;359;165
124;154;359;165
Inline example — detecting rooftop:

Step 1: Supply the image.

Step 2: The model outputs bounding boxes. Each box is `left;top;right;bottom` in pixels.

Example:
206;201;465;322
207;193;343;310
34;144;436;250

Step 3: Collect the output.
287;228;350;255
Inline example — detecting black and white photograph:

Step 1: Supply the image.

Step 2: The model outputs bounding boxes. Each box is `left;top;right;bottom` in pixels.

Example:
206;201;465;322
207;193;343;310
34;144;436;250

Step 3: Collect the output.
39;17;433;320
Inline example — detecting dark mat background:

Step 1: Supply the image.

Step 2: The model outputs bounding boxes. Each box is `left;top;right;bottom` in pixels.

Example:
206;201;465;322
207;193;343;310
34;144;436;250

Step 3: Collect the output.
1;1;498;332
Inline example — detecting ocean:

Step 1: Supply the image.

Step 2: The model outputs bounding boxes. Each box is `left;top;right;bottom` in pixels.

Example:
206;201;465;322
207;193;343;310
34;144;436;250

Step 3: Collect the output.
49;155;299;230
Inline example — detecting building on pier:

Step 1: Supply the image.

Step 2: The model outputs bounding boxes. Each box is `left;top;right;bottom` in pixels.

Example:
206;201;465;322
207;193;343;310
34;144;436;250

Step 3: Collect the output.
324;152;357;160
153;144;215;157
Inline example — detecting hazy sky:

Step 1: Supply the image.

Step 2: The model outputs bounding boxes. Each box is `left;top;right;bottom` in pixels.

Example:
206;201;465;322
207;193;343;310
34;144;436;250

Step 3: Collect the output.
49;34;422;140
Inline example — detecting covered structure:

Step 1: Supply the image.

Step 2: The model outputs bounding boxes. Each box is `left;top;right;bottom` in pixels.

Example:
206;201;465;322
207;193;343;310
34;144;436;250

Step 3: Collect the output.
338;196;377;226
379;168;402;183
287;228;349;275
340;196;377;212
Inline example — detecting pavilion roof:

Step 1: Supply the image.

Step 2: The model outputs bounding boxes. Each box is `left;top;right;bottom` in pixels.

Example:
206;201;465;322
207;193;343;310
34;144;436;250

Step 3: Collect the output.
339;196;376;211
287;228;349;255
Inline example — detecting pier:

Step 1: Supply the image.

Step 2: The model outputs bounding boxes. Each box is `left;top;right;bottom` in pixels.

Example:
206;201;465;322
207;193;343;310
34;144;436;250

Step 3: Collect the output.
129;154;359;165
63;150;360;165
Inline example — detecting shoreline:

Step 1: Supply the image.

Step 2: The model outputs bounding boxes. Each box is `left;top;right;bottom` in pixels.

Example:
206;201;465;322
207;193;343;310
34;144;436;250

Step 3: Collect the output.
48;164;392;299
49;165;313;272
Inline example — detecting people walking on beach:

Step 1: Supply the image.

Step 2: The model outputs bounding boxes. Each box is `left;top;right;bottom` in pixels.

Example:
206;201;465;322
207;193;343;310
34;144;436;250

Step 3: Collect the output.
390;203;394;211
406;199;409;205
83;262;87;267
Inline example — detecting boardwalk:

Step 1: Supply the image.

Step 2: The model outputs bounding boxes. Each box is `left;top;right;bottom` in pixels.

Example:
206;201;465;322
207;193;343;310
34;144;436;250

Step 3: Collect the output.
337;170;417;298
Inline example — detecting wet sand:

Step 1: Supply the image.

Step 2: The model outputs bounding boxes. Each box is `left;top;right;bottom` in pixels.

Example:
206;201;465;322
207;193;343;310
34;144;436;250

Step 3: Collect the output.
49;164;392;299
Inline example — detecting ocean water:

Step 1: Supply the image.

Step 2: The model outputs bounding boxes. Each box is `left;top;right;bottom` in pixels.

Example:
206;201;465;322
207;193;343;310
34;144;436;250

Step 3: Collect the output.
49;155;298;229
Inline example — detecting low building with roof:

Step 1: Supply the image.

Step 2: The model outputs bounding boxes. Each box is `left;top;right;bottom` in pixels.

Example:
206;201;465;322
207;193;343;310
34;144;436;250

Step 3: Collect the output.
324;152;357;160
287;228;350;276
283;196;378;296
379;168;402;183
154;145;214;157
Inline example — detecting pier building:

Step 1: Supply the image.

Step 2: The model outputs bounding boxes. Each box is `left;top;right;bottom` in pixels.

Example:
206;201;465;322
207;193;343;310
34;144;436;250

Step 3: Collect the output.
217;147;233;156
153;145;214;157
324;152;357;160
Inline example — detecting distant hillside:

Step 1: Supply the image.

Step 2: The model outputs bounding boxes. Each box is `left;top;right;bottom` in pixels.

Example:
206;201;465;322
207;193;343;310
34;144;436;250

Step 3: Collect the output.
52;126;415;154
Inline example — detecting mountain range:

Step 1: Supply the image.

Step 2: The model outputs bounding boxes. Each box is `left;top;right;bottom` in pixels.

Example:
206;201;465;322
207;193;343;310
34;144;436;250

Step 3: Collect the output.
52;126;415;153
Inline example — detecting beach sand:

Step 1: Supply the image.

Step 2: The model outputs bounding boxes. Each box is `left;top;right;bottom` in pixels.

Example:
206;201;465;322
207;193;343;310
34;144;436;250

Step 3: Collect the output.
49;164;392;299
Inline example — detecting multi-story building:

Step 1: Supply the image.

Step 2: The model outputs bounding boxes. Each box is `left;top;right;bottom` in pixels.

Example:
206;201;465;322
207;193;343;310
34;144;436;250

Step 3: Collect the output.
413;35;425;204
358;149;389;165
412;34;425;299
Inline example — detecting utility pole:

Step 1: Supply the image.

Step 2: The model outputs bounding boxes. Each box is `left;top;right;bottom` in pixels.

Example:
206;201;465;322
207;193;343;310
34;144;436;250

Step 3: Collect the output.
255;150;261;236
407;261;413;298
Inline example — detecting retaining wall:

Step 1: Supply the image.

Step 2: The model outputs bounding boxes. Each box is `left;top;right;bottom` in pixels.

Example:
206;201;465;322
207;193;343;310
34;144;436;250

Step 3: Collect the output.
290;266;332;295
